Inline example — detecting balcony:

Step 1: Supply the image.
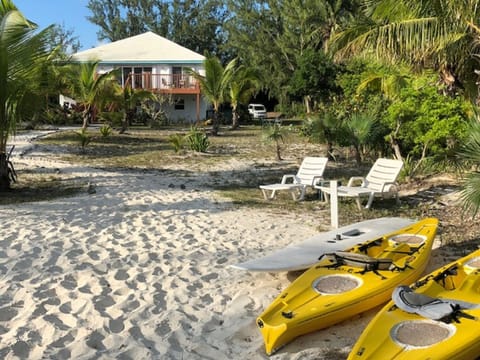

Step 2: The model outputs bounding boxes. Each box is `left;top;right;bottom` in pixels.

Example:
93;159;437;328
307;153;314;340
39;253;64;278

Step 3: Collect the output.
125;73;201;94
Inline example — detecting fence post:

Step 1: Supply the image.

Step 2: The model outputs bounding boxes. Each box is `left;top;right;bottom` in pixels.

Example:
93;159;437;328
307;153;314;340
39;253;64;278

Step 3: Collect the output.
330;180;338;229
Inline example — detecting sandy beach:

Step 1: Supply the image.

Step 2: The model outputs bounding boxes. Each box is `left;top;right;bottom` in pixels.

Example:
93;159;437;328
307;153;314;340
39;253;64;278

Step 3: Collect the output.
0;131;449;360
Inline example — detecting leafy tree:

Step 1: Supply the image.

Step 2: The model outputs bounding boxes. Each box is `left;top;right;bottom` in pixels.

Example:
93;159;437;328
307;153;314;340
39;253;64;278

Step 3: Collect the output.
187;57;236;136
46;23;81;58
87;0;228;56
288;48;341;113
383;74;470;162
0;0;52;190
226;0;357;107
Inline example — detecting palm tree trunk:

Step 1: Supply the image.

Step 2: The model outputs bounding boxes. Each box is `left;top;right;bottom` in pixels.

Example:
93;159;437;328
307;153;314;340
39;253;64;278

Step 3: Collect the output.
211;110;219;136
0;152;14;191
231;109;240;130
82;108;90;129
0;155;10;191
119;109;134;134
353;144;362;165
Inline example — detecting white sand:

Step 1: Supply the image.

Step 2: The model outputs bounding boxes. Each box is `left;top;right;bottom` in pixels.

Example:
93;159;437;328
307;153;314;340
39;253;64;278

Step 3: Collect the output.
0;131;444;360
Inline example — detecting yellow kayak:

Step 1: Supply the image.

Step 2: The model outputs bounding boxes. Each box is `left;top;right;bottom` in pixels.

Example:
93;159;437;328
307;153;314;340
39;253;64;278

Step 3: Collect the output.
257;218;439;355
348;247;480;360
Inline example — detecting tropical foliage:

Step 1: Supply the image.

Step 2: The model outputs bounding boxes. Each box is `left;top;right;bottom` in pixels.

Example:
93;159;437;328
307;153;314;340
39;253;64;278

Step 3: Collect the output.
0;0;52;190
229;66;261;129
66;61;118;129
187;57;237;135
331;0;480;99
87;0;228;57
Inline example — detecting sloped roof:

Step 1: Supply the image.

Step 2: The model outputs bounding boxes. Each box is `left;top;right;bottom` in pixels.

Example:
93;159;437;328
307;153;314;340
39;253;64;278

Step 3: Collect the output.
71;31;205;64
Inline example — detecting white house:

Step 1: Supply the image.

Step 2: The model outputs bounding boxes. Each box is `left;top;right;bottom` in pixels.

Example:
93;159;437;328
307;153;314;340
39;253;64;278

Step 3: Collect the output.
71;31;208;123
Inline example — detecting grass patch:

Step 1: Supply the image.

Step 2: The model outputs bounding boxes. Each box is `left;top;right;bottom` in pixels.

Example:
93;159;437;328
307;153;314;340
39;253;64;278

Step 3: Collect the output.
1;172;86;205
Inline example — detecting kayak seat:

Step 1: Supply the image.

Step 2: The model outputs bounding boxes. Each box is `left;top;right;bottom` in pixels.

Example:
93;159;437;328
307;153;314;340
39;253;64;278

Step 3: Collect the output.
392;285;480;321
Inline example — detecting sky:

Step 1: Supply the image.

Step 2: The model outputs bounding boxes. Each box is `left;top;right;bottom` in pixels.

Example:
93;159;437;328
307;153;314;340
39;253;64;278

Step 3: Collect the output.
14;0;101;51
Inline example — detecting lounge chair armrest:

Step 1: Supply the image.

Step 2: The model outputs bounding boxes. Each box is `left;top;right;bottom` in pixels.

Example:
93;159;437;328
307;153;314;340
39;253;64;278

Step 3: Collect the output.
311;175;325;186
380;181;399;192
347;176;365;187
281;174;297;184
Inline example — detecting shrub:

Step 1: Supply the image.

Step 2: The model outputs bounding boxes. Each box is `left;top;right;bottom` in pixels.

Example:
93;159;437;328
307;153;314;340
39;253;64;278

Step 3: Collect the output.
99;124;113;137
187;127;210;152
76;128;91;150
168;133;187;153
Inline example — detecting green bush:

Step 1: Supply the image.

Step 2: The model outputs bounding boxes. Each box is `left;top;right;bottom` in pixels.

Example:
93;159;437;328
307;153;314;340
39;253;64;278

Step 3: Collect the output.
384;74;470;160
187;127;210;152
76;128;91;150
168;133;187;153
99;124;113;137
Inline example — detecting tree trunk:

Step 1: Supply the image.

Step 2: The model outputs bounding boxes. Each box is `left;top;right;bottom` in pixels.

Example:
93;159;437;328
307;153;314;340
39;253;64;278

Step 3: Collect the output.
231;109;239;130
119;109;134;134
353;144;362;165
0;153;12;191
304;95;312;114
275;141;282;160
82;107;91;129
389;137;403;161
211;110;219;136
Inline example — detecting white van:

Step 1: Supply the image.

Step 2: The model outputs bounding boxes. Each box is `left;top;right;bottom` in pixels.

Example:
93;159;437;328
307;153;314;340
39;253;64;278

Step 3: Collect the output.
248;104;267;119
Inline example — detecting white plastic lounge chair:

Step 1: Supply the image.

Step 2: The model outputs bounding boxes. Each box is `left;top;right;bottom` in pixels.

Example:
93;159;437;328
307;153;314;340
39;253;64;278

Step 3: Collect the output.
317;158;403;210
260;157;328;201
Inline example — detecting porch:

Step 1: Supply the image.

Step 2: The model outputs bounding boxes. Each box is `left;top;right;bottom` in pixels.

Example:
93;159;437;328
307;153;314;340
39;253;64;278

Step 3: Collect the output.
125;73;201;95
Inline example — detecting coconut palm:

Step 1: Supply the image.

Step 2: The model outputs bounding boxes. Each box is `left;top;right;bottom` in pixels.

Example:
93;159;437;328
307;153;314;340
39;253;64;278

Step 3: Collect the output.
229;66;260;130
263;123;289;161
0;1;52;191
187;56;236;135
111;84;155;134
68;61;118;129
460;114;480;216
330;0;480;98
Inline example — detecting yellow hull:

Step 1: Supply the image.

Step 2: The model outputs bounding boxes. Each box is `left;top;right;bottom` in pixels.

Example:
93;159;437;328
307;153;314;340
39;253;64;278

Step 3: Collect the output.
348;247;480;360
257;218;439;355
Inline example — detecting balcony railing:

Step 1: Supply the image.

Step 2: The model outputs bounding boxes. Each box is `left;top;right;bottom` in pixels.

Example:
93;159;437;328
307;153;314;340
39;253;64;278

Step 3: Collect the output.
125;73;200;92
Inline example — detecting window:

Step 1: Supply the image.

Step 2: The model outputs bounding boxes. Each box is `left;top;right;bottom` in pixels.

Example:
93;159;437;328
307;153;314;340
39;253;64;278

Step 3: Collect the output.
122;66;152;89
174;98;185;110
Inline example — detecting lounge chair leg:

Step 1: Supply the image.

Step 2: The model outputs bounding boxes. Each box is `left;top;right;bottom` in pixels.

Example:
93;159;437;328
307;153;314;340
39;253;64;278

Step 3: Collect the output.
261;189;276;200
365;193;375;209
355;197;363;211
296;188;306;201
323;193;330;203
291;190;298;201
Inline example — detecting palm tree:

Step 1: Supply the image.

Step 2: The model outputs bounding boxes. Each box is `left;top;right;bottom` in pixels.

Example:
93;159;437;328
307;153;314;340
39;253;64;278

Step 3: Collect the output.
229;66;260;130
460;115;480;216
341;112;376;165
187;56;236;135
68;61;118;129
330;0;480;98
0;1;52;191
263;123;289;161
111;84;155;134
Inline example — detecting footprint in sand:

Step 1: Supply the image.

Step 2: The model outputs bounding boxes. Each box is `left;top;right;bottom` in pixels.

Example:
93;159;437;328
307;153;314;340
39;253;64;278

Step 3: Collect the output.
86;330;106;351
108;317;125;333
11;340;30;358
0;306;18;321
